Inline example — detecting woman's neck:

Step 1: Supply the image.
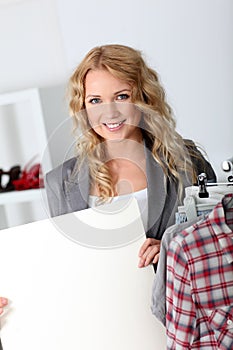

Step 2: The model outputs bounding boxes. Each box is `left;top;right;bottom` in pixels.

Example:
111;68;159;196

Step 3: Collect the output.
89;136;147;197
105;136;144;164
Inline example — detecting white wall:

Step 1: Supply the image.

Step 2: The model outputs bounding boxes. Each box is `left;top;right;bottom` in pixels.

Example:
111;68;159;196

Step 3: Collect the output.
0;0;67;92
0;0;232;179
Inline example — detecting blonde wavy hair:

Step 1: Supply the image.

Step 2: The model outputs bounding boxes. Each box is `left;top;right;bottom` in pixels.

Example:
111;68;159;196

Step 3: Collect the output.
68;44;195;201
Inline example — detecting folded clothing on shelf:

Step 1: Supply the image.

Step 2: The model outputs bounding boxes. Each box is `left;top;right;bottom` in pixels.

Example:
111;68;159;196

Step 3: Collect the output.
0;166;21;193
13;163;44;191
0;158;44;193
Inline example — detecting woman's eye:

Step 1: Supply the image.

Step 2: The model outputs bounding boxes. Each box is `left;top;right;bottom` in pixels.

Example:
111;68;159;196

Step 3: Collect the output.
89;98;101;104
116;94;129;101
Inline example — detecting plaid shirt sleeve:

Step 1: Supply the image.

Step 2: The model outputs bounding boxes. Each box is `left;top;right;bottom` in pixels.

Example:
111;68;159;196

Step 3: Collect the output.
166;237;197;349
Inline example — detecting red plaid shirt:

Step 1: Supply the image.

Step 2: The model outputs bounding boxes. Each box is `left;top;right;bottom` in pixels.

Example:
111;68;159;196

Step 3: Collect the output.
166;193;233;349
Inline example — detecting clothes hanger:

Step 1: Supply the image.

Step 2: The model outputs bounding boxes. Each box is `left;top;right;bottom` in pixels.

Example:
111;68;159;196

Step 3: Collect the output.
178;170;233;221
221;156;233;173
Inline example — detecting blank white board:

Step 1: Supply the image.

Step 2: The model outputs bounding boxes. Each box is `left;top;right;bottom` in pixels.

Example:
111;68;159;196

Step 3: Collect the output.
0;198;166;349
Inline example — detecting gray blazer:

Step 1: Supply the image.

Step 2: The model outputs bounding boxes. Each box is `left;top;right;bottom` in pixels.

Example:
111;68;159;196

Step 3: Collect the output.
45;138;216;241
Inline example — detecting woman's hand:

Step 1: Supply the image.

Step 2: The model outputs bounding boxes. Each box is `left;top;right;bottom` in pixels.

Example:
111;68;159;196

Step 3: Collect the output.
0;297;8;315
138;238;161;268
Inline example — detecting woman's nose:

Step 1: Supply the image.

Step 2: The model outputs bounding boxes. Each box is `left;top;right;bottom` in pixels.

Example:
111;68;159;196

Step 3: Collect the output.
101;102;120;120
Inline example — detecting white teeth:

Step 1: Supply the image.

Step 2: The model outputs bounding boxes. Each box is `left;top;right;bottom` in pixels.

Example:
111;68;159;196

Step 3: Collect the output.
105;121;123;129
107;123;120;129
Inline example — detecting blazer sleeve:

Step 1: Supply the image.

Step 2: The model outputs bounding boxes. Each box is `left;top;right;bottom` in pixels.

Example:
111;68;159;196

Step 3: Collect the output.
184;139;217;183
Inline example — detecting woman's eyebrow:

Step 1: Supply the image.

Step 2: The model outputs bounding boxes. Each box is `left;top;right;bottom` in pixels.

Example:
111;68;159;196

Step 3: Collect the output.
85;94;101;99
114;89;131;95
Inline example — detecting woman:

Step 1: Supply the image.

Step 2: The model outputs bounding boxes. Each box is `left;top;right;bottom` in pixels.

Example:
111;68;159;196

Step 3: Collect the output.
45;44;216;269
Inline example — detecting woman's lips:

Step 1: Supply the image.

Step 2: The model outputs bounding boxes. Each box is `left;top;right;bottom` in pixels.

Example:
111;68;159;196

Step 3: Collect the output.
103;119;126;131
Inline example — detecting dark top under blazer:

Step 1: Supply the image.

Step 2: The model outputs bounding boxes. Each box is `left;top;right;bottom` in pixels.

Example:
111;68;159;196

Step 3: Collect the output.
45;138;216;241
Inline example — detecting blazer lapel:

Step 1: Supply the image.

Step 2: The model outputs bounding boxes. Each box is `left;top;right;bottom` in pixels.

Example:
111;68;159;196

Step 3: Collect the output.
145;144;167;235
64;159;90;213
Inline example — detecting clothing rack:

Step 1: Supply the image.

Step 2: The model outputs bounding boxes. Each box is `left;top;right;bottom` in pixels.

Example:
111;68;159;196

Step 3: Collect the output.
166;182;233;349
178;169;233;221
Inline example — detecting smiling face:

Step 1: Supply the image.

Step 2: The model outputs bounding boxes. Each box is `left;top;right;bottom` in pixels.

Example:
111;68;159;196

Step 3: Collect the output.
84;69;142;142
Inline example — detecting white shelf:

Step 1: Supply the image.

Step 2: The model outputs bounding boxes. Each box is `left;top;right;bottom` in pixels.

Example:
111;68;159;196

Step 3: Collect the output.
0;87;53;229
0;188;46;205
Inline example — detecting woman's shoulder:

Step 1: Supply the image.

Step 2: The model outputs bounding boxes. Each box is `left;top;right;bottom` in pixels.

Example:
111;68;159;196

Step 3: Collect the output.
46;157;78;184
